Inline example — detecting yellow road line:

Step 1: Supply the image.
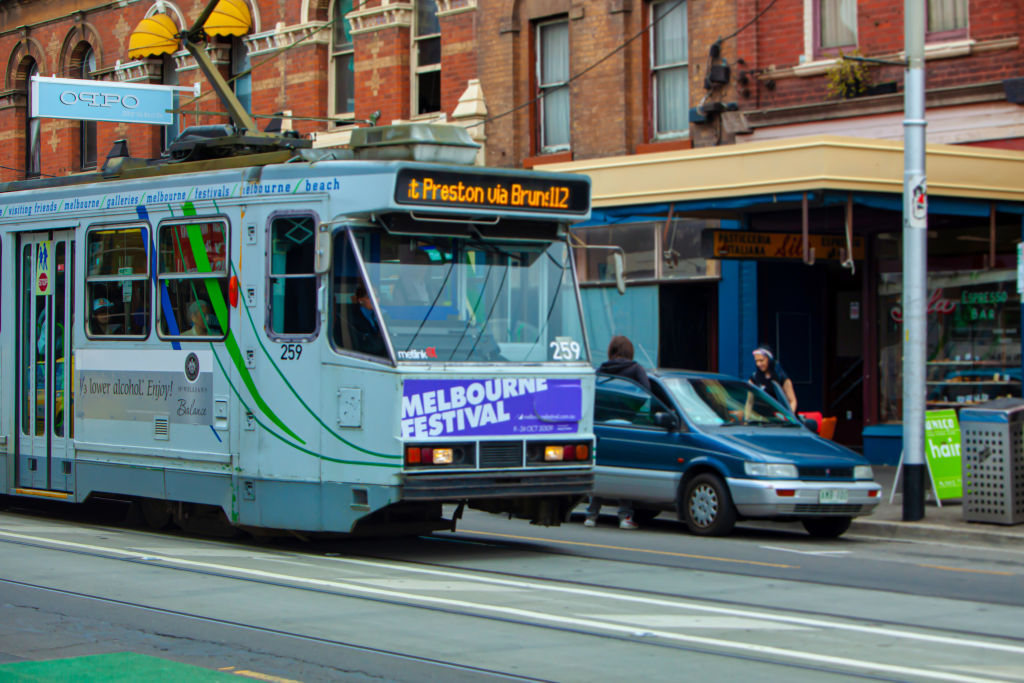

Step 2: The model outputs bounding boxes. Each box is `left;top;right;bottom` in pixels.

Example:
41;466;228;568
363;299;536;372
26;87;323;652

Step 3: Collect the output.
455;529;797;569
917;563;1015;577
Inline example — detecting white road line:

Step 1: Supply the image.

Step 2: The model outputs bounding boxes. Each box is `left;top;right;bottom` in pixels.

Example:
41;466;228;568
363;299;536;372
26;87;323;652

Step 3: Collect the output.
759;545;852;556
0;528;1019;683
321;555;1024;656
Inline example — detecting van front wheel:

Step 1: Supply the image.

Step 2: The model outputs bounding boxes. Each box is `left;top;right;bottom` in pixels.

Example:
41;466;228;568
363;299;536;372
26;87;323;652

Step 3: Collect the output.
682;473;737;536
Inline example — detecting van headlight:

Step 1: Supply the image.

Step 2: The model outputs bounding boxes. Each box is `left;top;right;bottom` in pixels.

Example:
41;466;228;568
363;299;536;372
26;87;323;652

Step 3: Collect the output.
854;465;874;480
744;462;798;479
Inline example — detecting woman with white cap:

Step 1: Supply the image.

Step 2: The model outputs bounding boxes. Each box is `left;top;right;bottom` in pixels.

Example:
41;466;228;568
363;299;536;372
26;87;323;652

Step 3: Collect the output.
749;344;797;413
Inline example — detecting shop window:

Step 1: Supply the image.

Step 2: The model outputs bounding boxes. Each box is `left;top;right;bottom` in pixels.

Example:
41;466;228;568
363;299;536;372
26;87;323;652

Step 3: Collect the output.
85;226;151;338
330;0;355;119
269;215;318;336
79;47;97;170
927;0;967;40
157;220;228;340
877;268;1021;423
650;0;688;139
575;219;718;284
537;18;570;153
413;0;441;116
816;0;857;52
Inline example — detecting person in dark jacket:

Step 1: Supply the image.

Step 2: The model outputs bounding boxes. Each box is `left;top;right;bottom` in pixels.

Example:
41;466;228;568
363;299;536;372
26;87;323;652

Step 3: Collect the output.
587;335;649;529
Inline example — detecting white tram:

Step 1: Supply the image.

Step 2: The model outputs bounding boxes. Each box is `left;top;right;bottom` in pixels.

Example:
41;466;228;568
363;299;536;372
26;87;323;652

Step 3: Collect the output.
0;124;595;534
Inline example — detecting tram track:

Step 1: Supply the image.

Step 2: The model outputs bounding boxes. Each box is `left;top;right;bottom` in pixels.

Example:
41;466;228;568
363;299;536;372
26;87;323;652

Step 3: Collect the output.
1;521;1022;682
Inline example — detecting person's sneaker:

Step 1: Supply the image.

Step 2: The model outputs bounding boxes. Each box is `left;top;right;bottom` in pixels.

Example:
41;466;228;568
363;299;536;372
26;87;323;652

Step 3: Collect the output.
584;517;597;527
619;518;639;530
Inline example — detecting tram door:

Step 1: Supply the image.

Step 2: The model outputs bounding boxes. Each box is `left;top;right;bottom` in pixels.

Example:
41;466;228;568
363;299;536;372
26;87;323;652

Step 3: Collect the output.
17;232;76;492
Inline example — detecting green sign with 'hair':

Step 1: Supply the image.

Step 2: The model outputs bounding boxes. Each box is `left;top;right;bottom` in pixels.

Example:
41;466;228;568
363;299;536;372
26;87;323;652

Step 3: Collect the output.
924;409;963;500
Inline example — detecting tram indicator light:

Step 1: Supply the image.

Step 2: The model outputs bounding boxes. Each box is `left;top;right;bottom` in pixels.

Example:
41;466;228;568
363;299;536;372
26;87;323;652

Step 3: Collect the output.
395;169;589;216
544;446;564;461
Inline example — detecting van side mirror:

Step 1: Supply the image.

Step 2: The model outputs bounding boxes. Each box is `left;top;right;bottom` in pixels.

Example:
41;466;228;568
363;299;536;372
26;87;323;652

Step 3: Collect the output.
804;418;819;433
654;411;679;431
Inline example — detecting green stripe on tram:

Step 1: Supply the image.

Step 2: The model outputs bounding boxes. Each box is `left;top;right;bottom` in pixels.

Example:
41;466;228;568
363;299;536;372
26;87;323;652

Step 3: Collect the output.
0;652;238;682
181;202;304;444
229;260;400;460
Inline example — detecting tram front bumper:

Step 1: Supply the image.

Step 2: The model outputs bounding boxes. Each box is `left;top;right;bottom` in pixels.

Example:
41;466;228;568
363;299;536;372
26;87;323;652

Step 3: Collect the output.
401;468;593;501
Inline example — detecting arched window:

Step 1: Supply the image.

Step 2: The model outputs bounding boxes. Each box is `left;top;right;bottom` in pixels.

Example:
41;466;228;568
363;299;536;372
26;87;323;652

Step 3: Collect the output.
80;47;97;169
25;60;40;178
330;0;354;120
231;37;252;115
161;54;179;152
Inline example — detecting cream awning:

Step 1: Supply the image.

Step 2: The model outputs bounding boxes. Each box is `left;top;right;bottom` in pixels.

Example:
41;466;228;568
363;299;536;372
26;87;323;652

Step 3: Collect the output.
538;136;1024;207
128;13;180;59
203;0;253;37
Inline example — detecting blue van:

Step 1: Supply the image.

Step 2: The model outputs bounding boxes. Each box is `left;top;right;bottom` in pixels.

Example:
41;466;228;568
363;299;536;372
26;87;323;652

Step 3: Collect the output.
593;370;881;537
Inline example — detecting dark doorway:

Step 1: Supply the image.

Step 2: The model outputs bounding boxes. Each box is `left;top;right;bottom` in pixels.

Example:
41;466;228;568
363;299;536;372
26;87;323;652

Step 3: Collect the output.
659;281;717;371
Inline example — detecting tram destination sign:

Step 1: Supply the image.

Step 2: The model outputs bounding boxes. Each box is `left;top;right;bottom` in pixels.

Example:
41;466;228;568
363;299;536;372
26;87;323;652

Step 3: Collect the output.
703;230;864;261
395;169;589;215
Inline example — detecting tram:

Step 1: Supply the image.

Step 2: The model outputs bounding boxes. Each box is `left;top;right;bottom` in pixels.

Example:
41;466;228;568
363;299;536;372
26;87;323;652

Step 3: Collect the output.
0;122;596;535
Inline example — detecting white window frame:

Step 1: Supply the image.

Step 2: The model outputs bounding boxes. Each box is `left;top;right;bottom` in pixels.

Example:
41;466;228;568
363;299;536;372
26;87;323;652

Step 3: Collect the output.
536;17;571;154
650;0;688;140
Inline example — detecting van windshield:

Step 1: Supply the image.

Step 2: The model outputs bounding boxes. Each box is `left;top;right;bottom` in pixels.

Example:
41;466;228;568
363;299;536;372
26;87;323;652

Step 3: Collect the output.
662;377;801;427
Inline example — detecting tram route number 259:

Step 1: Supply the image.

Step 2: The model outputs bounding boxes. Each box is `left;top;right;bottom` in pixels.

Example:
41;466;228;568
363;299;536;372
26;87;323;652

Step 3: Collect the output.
280;343;303;360
550;338;581;361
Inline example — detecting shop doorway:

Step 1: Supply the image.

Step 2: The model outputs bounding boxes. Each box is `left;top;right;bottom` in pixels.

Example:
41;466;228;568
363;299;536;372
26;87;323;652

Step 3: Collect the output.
659;281;717;371
757;261;863;446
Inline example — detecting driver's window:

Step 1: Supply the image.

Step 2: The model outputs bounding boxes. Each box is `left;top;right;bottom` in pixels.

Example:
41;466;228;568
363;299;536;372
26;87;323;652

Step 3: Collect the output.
595;375;669;427
332;231;387;358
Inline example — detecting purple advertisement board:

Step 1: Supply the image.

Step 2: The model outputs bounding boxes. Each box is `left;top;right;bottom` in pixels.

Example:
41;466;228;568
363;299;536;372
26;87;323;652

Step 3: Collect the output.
401;378;582;439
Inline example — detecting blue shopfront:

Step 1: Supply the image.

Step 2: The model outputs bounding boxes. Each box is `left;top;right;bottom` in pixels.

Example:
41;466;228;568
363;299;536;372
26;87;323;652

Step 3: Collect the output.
545;136;1024;463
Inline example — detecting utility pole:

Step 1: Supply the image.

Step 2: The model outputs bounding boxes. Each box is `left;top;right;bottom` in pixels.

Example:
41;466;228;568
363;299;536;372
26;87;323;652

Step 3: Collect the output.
902;0;927;521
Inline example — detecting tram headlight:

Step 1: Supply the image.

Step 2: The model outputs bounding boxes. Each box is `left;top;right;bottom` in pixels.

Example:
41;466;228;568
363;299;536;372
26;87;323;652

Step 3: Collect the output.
404;444;471;468
527;442;592;465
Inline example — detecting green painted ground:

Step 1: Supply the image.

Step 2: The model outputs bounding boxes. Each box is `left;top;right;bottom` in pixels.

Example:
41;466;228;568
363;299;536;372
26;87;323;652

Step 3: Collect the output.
0;652;238;682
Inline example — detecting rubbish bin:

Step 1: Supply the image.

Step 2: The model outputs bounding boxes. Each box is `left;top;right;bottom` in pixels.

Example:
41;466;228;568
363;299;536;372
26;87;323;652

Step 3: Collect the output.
959;398;1024;525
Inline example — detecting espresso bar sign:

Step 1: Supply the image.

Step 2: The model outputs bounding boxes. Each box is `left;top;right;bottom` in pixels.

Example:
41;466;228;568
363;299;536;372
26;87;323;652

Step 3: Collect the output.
395;169;589;215
705;230;864;261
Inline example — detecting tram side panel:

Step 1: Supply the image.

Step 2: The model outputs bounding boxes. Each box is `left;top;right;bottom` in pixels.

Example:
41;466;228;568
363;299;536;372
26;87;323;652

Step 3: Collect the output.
72;202;236;512
231;201;331;530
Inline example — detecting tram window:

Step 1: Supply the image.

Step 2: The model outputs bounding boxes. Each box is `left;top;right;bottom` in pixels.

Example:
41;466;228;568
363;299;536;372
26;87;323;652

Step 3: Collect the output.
157;220;228;340
85;227;150;338
269;215;318;336
331;231;387;358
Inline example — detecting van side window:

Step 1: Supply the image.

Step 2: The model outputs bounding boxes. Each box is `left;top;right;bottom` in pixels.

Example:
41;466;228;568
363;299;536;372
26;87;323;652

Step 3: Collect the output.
158;220;228;340
86;226;150;337
594;375;669;427
269;215;318;336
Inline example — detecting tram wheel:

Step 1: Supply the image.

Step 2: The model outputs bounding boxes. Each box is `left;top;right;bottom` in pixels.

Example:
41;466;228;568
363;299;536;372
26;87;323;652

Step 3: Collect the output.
139;499;174;530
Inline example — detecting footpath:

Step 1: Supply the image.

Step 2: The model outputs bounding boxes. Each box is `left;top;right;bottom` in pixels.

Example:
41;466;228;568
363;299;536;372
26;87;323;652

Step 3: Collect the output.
848;465;1024;547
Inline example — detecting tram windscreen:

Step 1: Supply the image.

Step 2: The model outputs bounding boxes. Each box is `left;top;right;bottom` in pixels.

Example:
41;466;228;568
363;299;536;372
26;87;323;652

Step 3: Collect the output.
335;230;589;363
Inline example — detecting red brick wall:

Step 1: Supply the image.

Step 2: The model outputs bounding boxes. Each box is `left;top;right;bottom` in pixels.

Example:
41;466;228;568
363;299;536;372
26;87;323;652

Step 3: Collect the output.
737;0;1024;109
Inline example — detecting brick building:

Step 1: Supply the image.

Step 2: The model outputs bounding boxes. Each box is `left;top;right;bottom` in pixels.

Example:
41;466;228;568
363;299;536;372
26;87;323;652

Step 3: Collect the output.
0;0;486;181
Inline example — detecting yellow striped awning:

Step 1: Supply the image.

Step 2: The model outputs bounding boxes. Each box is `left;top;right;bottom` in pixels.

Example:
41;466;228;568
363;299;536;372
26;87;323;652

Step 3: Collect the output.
128;13;180;59
204;0;253;37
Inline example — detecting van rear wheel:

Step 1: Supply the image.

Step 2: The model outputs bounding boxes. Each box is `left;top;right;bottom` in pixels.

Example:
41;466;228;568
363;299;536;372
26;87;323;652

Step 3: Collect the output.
682;473;736;536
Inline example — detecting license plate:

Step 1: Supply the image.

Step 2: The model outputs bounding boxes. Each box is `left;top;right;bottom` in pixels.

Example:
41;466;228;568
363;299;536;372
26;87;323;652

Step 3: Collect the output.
819;488;849;504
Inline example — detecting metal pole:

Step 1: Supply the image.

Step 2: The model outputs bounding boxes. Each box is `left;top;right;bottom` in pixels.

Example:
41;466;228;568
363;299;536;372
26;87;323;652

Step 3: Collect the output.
902;0;927;521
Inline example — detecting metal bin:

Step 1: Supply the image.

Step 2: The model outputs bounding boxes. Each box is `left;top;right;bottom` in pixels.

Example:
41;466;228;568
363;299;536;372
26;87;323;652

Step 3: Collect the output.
959;398;1024;525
